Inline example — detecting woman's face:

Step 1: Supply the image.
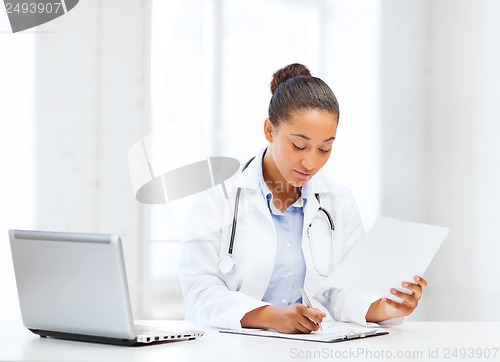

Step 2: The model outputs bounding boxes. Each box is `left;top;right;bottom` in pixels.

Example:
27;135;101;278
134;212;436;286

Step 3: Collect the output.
264;108;338;188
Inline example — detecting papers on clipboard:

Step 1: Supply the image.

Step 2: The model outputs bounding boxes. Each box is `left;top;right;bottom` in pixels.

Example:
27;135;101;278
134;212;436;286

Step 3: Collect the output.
330;217;449;300
220;322;388;343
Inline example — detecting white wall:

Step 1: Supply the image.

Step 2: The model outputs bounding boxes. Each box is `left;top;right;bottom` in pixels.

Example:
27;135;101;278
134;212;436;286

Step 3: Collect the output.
0;13;36;321
380;0;500;321
425;0;500;321
380;0;429;223
379;0;430;322
34;0;151;317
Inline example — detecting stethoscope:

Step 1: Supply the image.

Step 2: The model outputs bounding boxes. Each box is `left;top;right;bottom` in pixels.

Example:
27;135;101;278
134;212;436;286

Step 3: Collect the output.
218;156;335;277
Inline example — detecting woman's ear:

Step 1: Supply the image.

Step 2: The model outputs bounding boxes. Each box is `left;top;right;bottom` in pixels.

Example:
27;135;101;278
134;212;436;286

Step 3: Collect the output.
264;119;274;143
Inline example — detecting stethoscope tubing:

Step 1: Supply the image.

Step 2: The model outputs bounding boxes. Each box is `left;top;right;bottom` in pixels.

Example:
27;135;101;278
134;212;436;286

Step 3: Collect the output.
219;155;335;276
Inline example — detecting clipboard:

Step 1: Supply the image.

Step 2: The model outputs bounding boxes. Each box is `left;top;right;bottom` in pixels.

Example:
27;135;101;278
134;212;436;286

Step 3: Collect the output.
219;322;388;343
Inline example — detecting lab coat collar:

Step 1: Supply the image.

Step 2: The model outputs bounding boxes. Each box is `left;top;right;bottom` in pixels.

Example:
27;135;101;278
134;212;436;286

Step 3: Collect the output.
234;147;330;195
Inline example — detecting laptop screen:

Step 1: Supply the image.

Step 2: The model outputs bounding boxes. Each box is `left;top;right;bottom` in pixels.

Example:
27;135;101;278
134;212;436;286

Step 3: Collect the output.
9;230;136;340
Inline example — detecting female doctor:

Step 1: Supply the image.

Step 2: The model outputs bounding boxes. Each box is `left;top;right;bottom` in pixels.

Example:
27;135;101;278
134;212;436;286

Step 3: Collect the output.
178;63;427;333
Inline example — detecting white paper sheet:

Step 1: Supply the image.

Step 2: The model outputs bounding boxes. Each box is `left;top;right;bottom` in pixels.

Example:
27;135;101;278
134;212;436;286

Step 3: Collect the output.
330;217;449;300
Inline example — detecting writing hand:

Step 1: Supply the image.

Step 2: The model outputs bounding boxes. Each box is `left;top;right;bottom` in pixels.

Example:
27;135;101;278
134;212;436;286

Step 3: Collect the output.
241;304;326;334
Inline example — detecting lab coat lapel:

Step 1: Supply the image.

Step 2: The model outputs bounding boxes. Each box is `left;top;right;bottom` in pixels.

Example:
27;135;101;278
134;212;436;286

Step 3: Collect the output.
234;150;277;299
302;189;320;292
238;189;276;298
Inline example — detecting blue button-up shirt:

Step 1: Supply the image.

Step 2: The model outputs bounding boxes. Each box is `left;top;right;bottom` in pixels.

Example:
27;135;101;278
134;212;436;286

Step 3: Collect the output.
257;154;307;306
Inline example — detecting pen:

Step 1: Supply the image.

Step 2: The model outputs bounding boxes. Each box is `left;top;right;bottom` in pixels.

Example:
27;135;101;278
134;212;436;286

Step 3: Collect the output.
300;289;323;331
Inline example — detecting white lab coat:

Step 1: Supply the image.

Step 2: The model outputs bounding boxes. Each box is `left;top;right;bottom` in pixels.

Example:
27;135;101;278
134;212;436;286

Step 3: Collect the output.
178;150;384;331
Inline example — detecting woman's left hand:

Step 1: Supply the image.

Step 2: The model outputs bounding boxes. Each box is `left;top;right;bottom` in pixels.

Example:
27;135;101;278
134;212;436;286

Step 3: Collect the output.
365;276;427;323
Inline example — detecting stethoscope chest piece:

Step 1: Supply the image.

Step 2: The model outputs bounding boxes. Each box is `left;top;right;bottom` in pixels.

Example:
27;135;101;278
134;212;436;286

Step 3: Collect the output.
218;254;236;275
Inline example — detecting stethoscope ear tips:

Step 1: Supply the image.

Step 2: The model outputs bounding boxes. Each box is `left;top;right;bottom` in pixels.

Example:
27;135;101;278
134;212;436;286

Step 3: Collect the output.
218;254;236;275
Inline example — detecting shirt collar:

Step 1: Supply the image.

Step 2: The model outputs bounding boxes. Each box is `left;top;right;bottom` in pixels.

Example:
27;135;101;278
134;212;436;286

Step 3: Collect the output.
256;148;308;214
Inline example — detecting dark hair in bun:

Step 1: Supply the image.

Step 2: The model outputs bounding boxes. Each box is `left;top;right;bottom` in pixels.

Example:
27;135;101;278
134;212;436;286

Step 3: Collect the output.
268;63;339;126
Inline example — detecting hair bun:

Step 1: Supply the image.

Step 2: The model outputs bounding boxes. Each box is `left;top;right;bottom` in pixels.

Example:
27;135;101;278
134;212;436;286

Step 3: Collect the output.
270;63;311;95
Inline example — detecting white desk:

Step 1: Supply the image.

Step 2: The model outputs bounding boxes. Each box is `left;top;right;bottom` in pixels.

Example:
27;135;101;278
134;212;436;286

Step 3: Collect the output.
1;320;499;362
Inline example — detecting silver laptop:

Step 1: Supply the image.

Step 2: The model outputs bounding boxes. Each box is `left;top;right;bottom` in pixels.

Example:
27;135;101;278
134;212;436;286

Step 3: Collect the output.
9;229;204;346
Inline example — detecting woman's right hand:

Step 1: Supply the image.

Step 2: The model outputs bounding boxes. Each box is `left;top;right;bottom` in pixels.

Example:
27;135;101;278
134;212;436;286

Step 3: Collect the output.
241;304;326;334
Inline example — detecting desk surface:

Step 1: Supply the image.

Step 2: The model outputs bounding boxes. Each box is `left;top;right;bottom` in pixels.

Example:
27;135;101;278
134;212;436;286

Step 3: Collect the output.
1;320;499;362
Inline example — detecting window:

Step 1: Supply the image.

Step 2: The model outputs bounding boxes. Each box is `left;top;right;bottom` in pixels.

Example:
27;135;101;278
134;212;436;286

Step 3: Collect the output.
147;0;323;318
147;0;382;319
0;14;36;320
